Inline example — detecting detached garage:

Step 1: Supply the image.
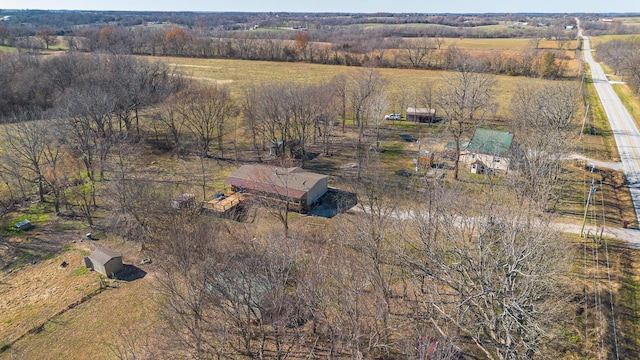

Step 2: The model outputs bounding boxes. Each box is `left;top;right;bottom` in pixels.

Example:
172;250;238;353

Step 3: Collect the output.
85;247;124;278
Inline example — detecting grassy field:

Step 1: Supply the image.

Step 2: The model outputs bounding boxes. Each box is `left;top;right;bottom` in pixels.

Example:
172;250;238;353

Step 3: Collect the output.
582;72;619;162
616;17;640;26
0;256;157;359
590;34;640;47
612;84;640;130
0;249;100;352
556;160;635;228
150;55;576;119
570;236;640;358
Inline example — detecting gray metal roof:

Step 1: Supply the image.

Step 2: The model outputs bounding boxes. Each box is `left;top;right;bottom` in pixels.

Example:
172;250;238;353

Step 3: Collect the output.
226;164;327;199
89;247;122;266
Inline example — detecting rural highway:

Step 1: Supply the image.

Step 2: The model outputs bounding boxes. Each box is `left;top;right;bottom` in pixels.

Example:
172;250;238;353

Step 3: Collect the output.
581;29;640;229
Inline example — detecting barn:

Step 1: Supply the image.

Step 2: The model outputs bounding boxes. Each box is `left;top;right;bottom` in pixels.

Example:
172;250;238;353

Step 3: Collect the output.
226;164;328;212
85;247;124;278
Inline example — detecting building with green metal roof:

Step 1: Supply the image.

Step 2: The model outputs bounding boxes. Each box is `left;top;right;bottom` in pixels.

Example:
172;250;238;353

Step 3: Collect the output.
466;128;514;156
462;128;514;174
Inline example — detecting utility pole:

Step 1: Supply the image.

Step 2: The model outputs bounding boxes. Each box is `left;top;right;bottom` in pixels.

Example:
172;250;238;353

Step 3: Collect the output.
415;140;421;173
579;104;590;139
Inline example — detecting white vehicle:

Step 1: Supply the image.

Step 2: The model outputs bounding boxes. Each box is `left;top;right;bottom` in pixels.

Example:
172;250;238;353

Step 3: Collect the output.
385;113;402;120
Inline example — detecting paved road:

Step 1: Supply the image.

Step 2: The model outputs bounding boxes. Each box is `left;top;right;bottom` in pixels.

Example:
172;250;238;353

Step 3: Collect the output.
555;223;640;247
582;30;640;226
563;153;623;171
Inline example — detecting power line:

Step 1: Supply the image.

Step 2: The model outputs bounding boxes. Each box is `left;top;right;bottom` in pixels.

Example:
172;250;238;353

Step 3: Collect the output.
600;178;621;360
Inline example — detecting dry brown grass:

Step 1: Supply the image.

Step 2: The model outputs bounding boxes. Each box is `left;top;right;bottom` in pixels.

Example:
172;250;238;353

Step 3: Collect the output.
590;34;640;47
568;236;640;359
0;249;99;350
0;237;158;360
152;55;577;120
612;84;640;131
0;41;632;359
555;160;635;228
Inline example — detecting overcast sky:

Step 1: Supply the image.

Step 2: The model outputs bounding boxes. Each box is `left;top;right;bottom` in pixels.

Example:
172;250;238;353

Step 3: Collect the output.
2;0;639;13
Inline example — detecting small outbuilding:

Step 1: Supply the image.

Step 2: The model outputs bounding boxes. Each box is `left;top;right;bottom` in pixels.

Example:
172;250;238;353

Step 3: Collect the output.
15;219;33;231
406;107;437;123
269;139;303;158
85;247;124;278
171;193;196;210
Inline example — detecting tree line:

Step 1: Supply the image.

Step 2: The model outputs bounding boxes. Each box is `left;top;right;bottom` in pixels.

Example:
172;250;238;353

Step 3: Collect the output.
595;37;640;95
0;24;572;81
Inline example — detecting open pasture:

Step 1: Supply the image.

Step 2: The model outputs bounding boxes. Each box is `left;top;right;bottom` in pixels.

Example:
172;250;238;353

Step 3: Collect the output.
151;55;577;119
589;34;640;46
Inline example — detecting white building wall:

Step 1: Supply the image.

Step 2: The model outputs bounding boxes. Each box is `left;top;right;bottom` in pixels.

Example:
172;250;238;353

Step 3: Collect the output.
306;177;328;205
462;152;510;173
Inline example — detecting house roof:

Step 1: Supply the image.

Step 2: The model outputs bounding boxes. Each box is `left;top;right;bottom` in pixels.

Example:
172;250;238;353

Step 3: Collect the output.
15;219;32;228
226;164;327;200
173;193;195;202
445;141;469;150
89;247;122;266
466;128;513;156
406;107;436;115
209;271;273;307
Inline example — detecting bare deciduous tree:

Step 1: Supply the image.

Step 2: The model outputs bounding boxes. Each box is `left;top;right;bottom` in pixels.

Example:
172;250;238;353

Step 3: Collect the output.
508;81;578;210
347;68;386;179
343;162;406;353
404;186;572;360
154;216;228;359
405;37;435;69
155;219;309;359
103;144;169;242
151;100;185;151
243;80;335;162
330;73;349;133
1;112;48;203
35;26;58;50
175;83;236;158
241;84;267;161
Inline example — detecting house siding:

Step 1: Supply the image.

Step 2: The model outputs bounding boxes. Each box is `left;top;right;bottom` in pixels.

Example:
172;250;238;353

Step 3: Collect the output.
104;257;124;278
462;152;510;173
306;176;328;205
